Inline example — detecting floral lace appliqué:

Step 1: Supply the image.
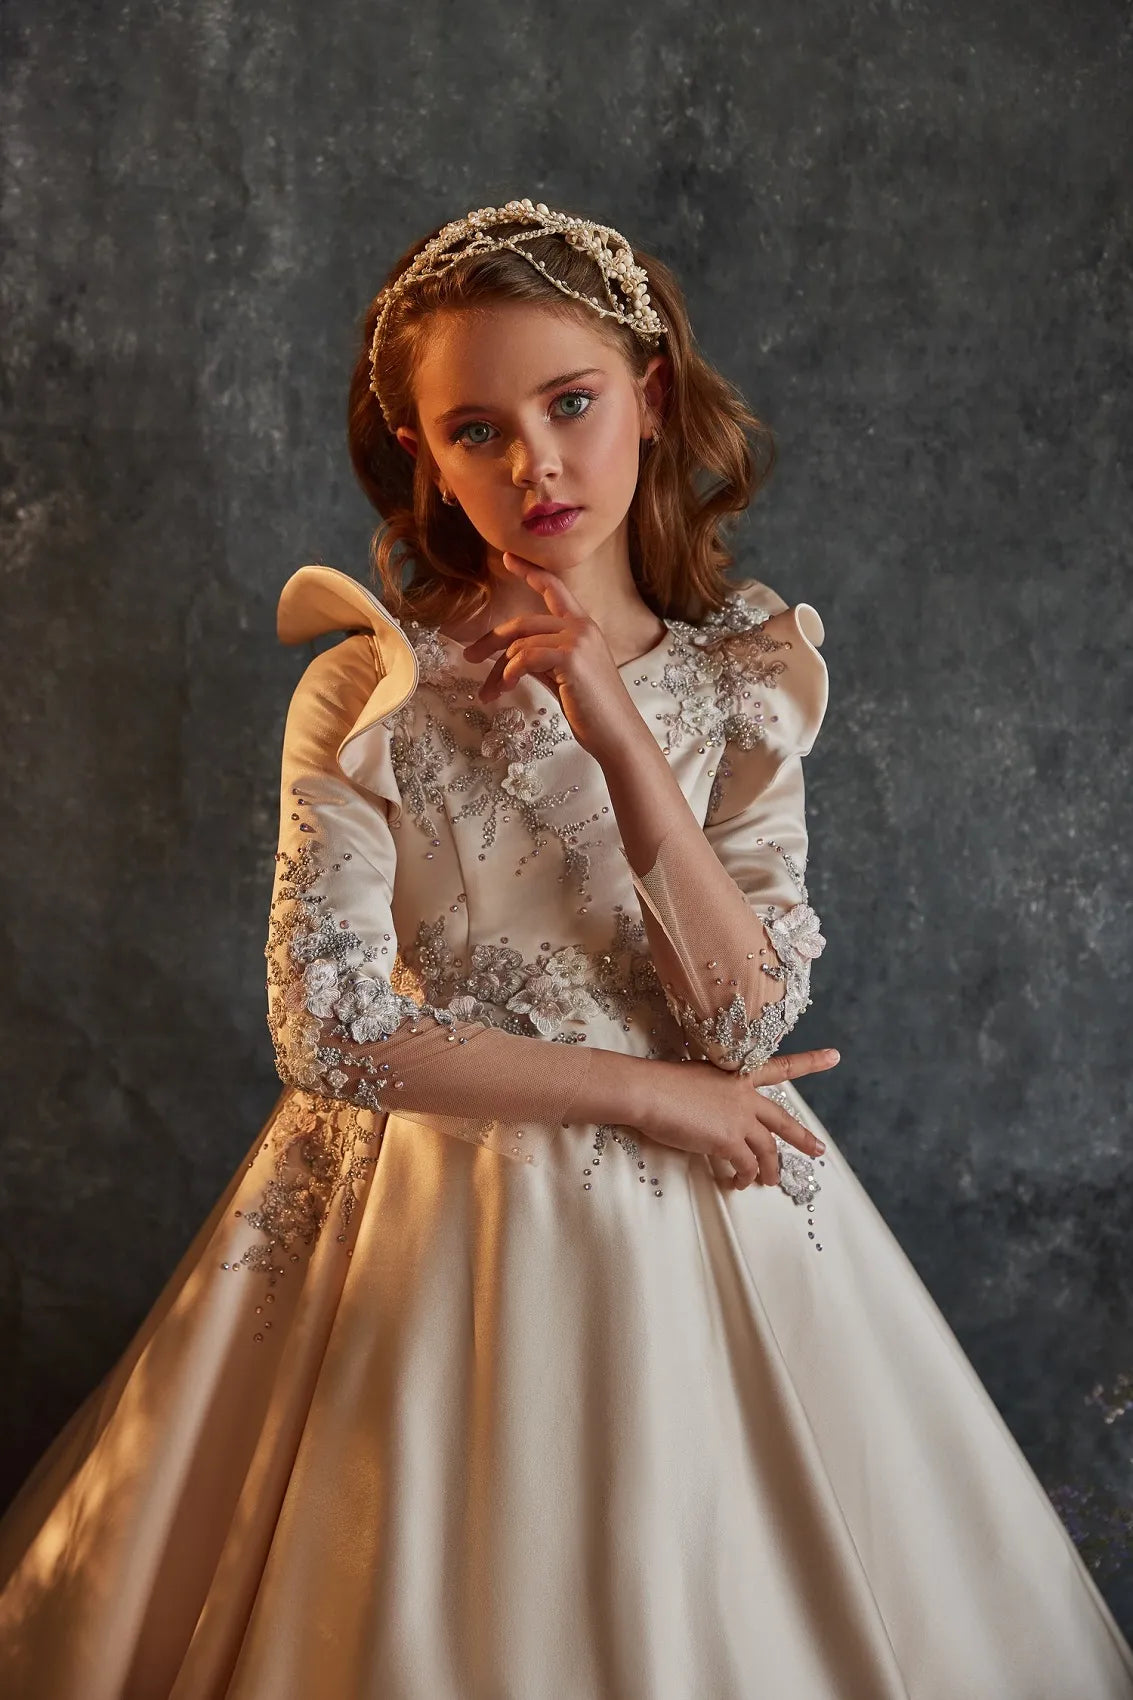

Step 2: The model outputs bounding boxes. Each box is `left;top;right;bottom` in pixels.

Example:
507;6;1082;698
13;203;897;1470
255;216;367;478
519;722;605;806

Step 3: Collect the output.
659;890;825;1077
755;1083;824;1213
266;807;462;1115
224;1091;380;1278
653;590;795;768
383;646;600;890
397;908;674;1049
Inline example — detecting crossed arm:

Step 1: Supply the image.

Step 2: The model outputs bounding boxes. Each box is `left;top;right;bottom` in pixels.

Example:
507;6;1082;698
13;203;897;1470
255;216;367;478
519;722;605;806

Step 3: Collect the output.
602;712;826;1075
269;624;825;1174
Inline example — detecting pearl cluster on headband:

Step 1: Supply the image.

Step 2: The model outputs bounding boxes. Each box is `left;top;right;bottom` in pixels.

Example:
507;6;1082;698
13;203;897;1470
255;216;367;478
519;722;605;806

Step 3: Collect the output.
368;197;666;430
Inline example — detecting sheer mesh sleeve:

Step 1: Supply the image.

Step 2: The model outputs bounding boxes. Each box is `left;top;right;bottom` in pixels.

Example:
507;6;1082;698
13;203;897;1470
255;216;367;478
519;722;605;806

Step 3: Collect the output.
618;598;829;1075
266;630;594;1167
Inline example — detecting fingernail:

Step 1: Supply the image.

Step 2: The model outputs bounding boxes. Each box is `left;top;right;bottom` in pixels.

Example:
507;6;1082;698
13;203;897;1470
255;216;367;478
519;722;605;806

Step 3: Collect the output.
826;1049;840;1062
815;1140;826;1154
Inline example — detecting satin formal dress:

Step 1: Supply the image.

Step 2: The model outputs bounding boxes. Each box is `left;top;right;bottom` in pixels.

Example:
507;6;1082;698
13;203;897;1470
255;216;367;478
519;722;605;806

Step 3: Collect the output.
0;566;1130;1700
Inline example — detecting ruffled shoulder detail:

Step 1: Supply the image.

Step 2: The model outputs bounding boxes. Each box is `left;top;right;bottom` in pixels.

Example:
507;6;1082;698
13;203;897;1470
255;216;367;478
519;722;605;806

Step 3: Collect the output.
277;565;420;823
691;577;829;826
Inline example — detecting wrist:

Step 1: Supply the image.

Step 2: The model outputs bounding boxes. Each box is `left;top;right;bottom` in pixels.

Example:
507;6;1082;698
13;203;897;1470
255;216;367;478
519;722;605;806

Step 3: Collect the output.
587;694;656;771
564;1046;655;1129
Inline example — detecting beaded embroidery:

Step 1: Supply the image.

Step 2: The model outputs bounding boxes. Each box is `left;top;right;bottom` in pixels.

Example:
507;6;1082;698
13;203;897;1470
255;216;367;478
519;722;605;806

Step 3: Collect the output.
750;1083;822;1205
266;812;461;1114
756;1083;827;1255
385;620;604;890
651;873;825;1077
580;1125;667;1198
263;577;824;1215
661;592;794;780
663;973;807;1076
230;1090;380;1273
638;581;828;1075
266;796;686;1117
395;587;791;852
399;908;672;1044
577;1091;824;1210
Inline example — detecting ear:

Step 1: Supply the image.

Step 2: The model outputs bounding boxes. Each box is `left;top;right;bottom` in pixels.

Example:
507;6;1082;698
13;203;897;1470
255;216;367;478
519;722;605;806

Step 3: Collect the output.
639;354;670;438
395;426;419;459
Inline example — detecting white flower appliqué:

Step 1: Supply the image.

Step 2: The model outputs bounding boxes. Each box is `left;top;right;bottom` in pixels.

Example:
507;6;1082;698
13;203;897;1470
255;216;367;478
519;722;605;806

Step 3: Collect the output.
766;902;826;965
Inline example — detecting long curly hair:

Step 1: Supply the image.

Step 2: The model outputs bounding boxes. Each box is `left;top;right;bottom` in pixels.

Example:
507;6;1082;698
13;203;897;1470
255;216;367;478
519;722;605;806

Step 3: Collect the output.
347;207;776;629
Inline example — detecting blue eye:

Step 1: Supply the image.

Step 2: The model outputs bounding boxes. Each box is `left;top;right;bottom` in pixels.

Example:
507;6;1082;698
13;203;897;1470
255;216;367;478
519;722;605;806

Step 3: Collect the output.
454;420;495;447
451;389;597;448
553;389;595;418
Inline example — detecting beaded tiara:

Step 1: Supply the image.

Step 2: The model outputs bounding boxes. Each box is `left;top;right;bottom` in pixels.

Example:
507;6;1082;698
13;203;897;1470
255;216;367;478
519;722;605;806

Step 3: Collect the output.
367;197;666;430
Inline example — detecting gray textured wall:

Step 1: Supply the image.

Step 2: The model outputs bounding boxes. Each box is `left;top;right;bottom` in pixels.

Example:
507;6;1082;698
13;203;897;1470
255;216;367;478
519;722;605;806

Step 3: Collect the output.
2;0;1131;1632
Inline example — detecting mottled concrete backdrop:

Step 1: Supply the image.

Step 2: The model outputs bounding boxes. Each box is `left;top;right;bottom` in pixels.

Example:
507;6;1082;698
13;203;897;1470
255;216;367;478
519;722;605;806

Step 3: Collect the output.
2;0;1131;1630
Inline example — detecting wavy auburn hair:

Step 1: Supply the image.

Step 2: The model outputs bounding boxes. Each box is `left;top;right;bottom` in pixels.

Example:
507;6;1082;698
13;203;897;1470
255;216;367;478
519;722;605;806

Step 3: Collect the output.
347;208;777;628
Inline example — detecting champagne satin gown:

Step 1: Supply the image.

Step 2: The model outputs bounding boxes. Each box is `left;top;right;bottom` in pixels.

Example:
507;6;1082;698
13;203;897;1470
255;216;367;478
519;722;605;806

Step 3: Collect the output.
1;566;1130;1699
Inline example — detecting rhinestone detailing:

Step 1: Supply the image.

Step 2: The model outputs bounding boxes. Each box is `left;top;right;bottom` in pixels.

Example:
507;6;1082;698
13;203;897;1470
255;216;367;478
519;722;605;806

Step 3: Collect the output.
231;1091;379;1274
266;807;455;1112
267;566;826;1252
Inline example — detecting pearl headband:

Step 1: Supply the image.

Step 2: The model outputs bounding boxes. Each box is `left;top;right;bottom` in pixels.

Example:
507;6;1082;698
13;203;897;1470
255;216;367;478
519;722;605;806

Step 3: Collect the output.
368;197;666;431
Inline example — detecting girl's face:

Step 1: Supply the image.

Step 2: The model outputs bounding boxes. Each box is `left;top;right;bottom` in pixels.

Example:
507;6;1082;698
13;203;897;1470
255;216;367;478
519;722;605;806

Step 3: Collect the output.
397;299;668;570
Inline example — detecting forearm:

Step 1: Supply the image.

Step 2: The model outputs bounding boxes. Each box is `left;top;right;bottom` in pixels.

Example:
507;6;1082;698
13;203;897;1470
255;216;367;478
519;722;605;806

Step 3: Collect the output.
563;1041;656;1128
598;718;822;1074
277;987;659;1160
366;1019;652;1129
599;714;697;881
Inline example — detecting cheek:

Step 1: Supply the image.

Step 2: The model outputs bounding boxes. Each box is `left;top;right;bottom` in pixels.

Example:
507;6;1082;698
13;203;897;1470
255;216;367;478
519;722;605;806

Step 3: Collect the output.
436;448;497;517
449;460;502;517
579;402;643;488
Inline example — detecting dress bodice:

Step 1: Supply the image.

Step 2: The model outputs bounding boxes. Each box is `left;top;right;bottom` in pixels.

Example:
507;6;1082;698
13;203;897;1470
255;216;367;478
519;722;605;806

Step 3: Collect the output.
267;564;828;1171
330;576;822;1067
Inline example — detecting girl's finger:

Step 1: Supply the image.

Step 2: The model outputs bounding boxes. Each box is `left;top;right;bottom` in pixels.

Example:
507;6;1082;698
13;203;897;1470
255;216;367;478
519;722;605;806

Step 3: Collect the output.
463;614;565;659
753;1094;826;1157
501;644;570;682
479;653;511;698
752;1047;839;1085
730;1148;760;1189
501;553;587;617
746;1129;780;1187
482;644;570;700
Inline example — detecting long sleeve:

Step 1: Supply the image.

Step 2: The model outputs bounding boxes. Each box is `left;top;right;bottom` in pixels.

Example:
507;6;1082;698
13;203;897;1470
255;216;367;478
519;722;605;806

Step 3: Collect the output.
266;570;596;1166
618;595;829;1075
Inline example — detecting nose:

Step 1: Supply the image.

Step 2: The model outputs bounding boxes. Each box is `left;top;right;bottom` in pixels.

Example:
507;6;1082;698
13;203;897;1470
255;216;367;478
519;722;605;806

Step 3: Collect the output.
507;425;562;487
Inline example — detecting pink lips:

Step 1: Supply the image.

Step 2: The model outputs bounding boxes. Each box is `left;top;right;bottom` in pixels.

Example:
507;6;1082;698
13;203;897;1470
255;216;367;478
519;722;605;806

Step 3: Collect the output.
522;505;582;536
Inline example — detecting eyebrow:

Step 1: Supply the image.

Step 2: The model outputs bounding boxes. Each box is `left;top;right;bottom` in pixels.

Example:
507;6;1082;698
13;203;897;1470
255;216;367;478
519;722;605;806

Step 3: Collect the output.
433;367;605;427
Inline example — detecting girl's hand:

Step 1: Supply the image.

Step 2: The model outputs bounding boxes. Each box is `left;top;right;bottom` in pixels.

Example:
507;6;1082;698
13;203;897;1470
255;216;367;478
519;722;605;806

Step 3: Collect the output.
634;1048;838;1188
460;552;643;760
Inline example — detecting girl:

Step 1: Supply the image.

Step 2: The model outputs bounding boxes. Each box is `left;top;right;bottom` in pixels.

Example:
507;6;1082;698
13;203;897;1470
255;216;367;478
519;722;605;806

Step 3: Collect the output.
0;198;1130;1699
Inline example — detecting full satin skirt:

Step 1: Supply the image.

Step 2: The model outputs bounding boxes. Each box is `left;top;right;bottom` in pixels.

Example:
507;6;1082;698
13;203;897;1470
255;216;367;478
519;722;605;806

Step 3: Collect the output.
0;1084;1131;1700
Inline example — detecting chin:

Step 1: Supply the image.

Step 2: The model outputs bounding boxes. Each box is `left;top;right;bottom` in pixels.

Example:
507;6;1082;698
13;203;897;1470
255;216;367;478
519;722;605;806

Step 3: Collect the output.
519;543;592;572
511;519;611;568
